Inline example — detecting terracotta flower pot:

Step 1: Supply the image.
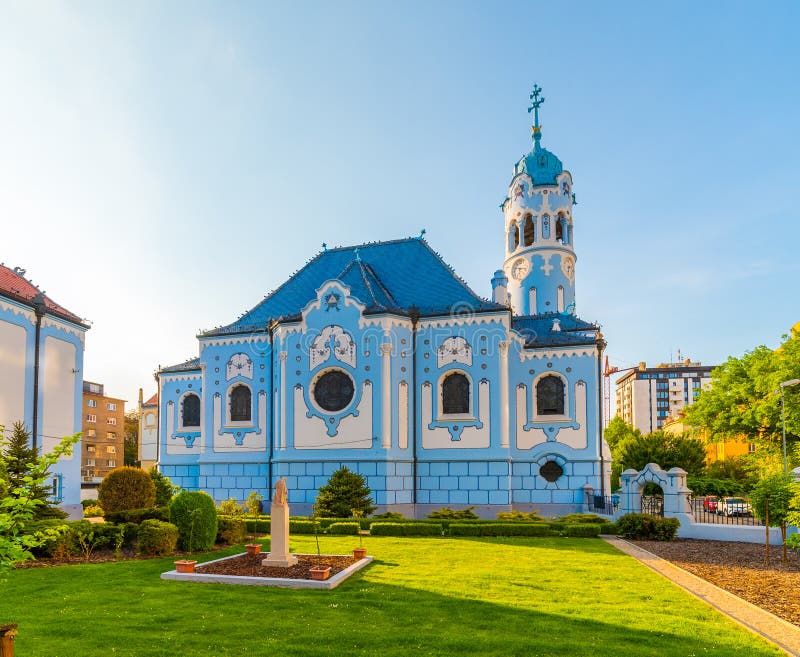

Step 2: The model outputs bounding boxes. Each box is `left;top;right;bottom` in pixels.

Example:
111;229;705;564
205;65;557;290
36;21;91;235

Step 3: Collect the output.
245;543;262;555
309;566;331;581
353;547;367;559
174;560;197;574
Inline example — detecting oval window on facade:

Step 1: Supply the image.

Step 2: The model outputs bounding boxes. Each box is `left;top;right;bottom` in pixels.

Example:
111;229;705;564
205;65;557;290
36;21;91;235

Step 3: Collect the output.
540;460;563;483
313;370;355;412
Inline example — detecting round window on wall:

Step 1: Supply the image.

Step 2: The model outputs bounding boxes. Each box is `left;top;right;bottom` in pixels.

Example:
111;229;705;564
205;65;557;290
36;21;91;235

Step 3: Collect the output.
313;370;355;412
539;461;563;483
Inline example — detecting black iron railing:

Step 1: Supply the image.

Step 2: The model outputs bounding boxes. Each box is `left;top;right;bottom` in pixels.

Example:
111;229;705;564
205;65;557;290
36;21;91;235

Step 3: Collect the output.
689;497;764;526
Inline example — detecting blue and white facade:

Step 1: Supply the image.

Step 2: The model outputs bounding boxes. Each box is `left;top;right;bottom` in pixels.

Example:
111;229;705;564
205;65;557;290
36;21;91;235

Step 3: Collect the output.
157;93;610;517
0;266;89;516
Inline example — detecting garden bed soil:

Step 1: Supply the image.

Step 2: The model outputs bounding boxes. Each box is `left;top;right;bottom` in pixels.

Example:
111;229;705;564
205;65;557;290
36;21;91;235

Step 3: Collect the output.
197;553;357;579
632;539;800;627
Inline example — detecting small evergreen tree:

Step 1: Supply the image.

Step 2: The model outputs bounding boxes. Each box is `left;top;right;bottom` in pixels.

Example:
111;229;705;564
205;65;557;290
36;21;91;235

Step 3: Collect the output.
149;467;178;506
315;467;375;517
2;422;59;518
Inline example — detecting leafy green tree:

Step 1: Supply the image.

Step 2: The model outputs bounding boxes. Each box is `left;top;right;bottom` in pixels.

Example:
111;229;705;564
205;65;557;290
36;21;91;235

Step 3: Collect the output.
604;416;640;453
124;410;140;467
749;473;799;562
684;330;800;464
0;432;79;571
615;430;707;478
315;467;375;517
149;467;178;506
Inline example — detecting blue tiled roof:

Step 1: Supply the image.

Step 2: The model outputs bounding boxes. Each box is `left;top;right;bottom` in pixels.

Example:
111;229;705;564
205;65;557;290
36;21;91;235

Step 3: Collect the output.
160;357;201;373
204;238;503;335
512;313;599;347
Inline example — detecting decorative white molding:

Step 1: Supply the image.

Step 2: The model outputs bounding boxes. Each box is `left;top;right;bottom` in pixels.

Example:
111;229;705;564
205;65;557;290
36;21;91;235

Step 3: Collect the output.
310;325;356;369
381;343;391;448
437;336;472;368
160;372;203;382
557;381;587;449
42;316;86;343
418;312;510;330
0;297;35;323
499;340;509;448
561;255;575;283
200;334;270;350
358;315;412;331
226;353;254;380
518;346;599;362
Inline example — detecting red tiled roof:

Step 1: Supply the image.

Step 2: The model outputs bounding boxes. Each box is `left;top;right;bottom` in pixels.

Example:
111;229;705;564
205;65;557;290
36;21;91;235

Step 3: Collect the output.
144;393;158;406
0;264;87;326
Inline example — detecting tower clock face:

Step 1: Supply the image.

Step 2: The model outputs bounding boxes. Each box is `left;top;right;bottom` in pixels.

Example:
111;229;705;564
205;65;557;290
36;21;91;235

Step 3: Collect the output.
511;258;530;280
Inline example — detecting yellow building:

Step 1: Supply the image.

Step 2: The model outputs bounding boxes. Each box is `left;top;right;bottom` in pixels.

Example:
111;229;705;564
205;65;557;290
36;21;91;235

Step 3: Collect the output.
81;381;126;498
661;415;755;464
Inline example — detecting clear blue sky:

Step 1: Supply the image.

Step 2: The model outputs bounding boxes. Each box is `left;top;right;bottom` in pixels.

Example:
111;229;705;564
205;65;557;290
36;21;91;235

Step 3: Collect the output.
2;1;798;408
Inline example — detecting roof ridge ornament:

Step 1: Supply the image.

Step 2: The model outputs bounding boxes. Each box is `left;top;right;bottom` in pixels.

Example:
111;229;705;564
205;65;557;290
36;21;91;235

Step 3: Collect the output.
527;83;544;149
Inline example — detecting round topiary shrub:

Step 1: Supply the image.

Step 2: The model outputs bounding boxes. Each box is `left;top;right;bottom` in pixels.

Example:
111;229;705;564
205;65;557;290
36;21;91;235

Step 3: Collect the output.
137;519;179;556
98;467;157;514
169;491;218;552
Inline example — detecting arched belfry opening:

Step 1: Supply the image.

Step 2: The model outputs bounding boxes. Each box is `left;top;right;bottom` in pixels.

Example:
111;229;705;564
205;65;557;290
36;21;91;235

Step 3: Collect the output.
523;213;535;246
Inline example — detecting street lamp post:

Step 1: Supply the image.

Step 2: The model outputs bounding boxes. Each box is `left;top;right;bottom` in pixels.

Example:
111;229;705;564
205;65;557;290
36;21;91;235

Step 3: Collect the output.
779;379;800;474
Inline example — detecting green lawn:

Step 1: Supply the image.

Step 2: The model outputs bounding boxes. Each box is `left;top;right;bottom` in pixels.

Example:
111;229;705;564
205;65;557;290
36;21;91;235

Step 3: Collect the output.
2;535;782;656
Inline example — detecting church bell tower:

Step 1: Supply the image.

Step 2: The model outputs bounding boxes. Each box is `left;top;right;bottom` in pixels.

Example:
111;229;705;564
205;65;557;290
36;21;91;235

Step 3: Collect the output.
493;85;577;317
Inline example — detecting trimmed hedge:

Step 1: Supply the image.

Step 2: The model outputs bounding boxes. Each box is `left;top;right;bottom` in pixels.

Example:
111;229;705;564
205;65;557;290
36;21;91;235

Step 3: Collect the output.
328;522;360;535
615;513;680;541
289;520;321;534
562;524;601;538
137;519;179;556
557;514;606;524
104;506;169;525
243;518;271;534
217;517;247;545
98;467;156;514
169;491;219;552
599;522;618;535
370;522;443;536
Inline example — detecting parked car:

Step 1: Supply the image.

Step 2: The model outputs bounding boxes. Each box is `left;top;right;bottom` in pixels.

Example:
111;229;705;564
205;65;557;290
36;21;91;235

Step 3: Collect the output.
717;497;752;517
702;496;719;512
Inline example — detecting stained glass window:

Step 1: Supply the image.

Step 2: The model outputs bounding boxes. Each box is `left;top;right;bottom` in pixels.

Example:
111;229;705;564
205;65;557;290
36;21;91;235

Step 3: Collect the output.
182;394;200;427
442;372;470;414
536;376;564;415
230;385;252;422
313;370;355;412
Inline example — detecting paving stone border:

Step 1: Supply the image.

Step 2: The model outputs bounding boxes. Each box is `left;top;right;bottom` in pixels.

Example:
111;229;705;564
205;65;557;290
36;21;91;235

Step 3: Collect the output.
604;536;800;657
161;554;373;590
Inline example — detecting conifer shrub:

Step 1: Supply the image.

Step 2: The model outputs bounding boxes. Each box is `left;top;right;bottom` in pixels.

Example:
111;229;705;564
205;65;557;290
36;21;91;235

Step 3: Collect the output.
169;491;218;552
328;521;360;535
216;517;247;545
149;468;179;506
496;510;544;522
315;467;375;517
137;519;179;556
98;467;156;514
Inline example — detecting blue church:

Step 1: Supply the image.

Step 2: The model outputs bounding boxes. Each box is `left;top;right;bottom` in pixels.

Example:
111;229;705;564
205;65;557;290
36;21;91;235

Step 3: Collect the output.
157;87;610;517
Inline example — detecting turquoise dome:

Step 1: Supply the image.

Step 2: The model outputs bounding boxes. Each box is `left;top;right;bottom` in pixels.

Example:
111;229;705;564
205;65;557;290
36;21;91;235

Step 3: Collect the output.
514;133;563;186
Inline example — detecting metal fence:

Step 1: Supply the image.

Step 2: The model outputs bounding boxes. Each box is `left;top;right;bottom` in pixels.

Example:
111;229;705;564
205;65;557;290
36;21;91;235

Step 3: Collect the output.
689;497;765;526
585;493;617;516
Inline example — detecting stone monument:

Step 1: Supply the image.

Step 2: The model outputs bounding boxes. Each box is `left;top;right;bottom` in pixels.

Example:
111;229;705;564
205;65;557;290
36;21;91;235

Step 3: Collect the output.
262;478;298;568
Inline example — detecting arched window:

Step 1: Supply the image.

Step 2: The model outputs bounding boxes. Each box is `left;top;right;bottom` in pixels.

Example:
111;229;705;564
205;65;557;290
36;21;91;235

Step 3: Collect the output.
557;286;565;312
529;287;537;315
229;385;252;422
442;372;470;415
542;214;551;239
508;221;519;251
182;394;200;428
536;376;565;415
523;214;535;246
556;214;564;241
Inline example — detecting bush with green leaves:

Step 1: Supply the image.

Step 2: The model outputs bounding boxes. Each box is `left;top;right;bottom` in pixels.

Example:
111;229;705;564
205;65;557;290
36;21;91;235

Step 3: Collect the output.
243;518;271;535
496;510;544;522
104;506;169;525
149;468;178;506
315;467;375;517
787;533;800;552
563;524;602;537
98;467;156;514
137;519;178;556
169;491;218;552
557;513;606;524
83;504;104;518
289;519;321;534
328;522;360;535
219;498;244;516
217;517;247;545
372;511;404;520
450;523;555;537
426;507;478;520
615;513;679;541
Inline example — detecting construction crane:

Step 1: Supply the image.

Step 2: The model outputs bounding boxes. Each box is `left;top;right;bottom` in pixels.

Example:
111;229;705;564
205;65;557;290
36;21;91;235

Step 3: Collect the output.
602;356;640;430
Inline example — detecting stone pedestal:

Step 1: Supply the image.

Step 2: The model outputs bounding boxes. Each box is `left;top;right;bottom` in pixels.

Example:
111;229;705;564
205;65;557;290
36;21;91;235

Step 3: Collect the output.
262;502;297;568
